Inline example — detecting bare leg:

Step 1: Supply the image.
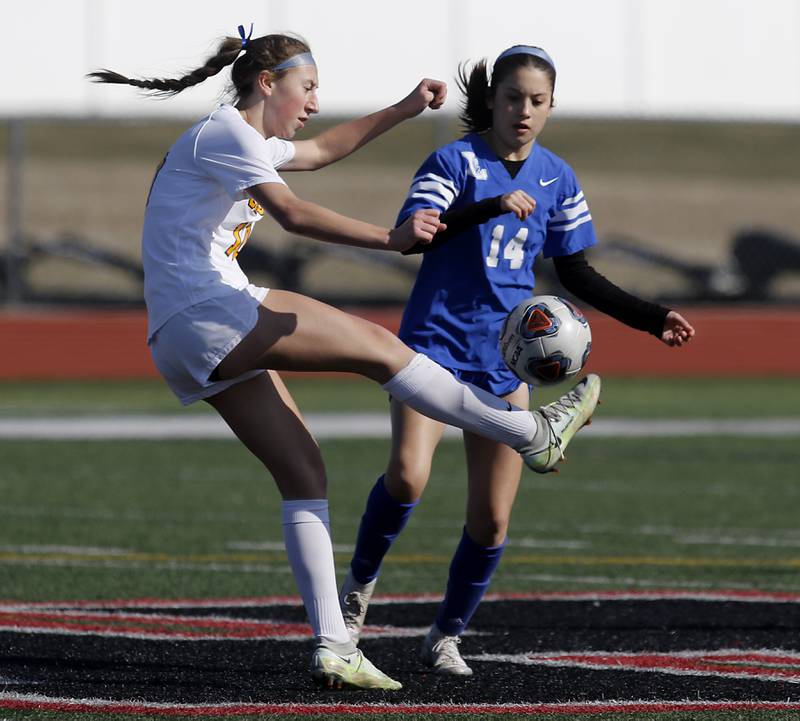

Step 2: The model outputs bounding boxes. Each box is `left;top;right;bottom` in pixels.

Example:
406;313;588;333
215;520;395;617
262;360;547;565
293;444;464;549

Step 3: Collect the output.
383;398;447;502
206;369;403;689
206;372;353;650
463;383;530;546
206;369;327;500
216;290;413;384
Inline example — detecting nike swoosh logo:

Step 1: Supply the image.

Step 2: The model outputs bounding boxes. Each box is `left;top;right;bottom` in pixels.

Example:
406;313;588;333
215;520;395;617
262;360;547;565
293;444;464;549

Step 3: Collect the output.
335;655;353;664
539;177;559;187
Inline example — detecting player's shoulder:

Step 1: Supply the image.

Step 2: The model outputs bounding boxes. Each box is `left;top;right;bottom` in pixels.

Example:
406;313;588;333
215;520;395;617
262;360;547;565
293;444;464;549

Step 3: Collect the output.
194;105;264;155
410;136;469;188
445;132;490;161
419;133;492;183
196;105;240;136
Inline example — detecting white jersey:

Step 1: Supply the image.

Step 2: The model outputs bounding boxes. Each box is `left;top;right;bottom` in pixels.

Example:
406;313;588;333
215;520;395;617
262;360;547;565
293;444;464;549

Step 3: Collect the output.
142;104;295;339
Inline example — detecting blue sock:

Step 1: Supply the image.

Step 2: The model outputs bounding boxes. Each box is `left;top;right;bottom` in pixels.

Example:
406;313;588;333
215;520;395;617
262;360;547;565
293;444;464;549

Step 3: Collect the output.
350;475;419;584
435;528;506;636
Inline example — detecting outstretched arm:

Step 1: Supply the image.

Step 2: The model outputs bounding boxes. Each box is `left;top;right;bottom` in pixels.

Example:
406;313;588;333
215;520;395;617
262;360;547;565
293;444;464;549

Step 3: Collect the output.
247;182;444;252
553;251;695;347
282;79;447;171
402;190;535;255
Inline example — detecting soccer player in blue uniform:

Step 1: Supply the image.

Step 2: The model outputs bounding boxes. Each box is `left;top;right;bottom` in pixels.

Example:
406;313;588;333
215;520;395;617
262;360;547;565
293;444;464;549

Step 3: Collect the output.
340;45;695;675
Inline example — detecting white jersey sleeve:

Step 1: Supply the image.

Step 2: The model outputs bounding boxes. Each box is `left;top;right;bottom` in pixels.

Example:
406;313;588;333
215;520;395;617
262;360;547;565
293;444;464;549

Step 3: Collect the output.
193;109;296;199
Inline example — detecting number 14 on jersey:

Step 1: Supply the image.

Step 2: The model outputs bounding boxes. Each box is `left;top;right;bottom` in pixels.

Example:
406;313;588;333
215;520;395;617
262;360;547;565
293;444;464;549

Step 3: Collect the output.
486;224;527;270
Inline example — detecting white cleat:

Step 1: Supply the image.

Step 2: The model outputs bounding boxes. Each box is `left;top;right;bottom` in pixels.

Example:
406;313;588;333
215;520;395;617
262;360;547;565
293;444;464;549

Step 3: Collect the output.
339;570;377;644
520;373;601;473
310;646;402;690
420;626;474;676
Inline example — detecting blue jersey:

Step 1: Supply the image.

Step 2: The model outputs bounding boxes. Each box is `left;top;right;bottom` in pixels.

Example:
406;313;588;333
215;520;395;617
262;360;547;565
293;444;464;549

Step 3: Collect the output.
398;133;597;373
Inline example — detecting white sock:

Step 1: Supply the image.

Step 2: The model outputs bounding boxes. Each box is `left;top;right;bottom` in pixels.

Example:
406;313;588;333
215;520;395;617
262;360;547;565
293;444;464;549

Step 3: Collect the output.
281;499;354;651
382;353;541;450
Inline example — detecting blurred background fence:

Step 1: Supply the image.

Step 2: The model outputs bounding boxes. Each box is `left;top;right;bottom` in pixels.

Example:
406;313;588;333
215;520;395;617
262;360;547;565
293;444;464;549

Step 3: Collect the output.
3;115;799;307
2;0;800;377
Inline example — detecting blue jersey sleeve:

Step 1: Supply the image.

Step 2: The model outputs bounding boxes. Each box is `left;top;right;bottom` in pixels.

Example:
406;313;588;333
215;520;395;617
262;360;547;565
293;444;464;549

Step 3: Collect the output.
396;148;464;226
542;165;598;258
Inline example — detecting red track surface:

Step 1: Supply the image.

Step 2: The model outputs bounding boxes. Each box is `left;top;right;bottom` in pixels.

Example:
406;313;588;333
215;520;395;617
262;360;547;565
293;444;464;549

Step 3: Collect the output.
3;306;799;380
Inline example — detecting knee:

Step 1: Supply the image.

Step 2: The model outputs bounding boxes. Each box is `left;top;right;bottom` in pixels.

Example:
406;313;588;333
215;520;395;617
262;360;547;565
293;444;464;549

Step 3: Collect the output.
384;458;431;504
269;444;328;499
360;324;412;383
466;515;509;547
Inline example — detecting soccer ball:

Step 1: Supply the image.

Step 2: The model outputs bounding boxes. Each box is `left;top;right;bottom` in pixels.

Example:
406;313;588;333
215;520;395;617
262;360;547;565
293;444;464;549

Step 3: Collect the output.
499;295;592;386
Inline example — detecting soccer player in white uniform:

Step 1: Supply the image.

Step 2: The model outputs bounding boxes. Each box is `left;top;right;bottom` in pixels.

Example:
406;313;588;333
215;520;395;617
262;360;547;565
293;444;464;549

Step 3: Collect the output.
90;30;602;689
339;46;695;676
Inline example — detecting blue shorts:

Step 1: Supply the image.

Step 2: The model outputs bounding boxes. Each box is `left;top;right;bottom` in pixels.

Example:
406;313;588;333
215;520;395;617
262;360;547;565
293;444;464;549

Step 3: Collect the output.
450;366;526;398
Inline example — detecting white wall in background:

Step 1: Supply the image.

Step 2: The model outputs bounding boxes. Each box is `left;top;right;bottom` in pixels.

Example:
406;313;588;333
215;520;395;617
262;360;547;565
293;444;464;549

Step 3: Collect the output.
2;0;798;120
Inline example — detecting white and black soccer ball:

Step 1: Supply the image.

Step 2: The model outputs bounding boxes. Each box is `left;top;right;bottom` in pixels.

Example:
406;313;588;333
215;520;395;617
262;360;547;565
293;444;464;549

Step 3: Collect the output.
499;295;592;386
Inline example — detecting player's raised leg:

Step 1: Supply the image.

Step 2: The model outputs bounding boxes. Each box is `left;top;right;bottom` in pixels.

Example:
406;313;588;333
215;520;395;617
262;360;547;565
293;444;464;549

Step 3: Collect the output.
216;290;600;468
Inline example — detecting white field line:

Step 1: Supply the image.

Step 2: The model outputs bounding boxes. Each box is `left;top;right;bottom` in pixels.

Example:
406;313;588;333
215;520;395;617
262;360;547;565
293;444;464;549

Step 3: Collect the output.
226;541;356;553
463;649;800;684
1;414;800;439
503;572;800;592
4;506;800;548
5;555;800;593
675;533;800;548
0;557;296;573
0;544;131;555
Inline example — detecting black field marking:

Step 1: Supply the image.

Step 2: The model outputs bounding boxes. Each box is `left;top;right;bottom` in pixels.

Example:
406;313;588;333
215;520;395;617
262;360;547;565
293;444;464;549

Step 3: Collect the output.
1;592;800;715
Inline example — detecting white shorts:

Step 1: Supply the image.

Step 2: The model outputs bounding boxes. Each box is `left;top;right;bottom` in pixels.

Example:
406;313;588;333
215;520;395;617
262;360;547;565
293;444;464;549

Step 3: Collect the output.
149;284;269;405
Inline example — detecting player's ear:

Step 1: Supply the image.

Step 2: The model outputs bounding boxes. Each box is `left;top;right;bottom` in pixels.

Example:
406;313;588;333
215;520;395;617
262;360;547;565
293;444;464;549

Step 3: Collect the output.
256;70;273;97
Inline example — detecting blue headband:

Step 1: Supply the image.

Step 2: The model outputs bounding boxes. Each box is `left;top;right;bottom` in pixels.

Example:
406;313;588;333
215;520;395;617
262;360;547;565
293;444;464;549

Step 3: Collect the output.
238;23;253;49
494;45;556;72
272;52;316;72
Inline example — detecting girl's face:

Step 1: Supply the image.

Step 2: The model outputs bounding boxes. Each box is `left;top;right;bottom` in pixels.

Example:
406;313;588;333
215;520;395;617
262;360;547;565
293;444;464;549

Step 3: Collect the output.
487;65;553;158
263;65;319;138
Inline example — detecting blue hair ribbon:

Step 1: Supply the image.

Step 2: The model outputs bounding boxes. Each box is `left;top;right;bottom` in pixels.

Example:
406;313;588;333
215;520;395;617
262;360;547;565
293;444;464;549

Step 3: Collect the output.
272;52;316;72
238;23;253;50
495;45;556;72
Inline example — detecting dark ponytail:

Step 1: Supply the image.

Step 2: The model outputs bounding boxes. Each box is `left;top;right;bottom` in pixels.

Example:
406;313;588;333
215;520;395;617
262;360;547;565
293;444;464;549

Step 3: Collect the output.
88;32;311;100
456;60;492;133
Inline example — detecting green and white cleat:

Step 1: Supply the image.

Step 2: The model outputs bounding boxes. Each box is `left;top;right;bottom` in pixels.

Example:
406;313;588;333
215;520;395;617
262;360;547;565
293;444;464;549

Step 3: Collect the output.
520;373;601;473
339;570;377;644
310;646;402;690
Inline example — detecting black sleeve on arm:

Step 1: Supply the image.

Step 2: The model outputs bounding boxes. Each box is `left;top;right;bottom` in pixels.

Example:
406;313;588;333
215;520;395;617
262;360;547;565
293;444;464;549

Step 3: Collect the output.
401;196;505;255
553;251;670;337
